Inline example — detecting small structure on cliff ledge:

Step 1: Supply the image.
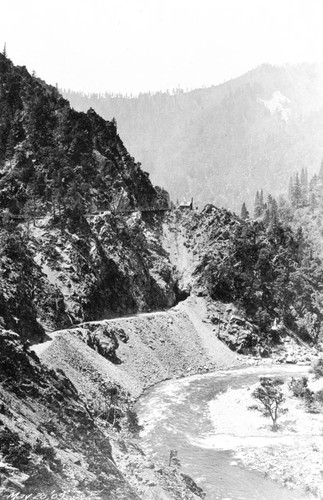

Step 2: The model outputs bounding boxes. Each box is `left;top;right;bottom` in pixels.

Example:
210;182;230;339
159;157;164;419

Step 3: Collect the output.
179;198;193;211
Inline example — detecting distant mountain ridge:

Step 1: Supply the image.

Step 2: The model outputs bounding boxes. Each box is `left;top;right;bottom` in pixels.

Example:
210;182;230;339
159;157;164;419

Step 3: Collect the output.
64;63;323;212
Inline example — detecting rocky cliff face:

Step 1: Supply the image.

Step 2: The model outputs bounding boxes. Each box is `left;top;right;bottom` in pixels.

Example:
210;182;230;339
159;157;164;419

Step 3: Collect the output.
0;53;171;339
0;209;177;341
0;229;68;341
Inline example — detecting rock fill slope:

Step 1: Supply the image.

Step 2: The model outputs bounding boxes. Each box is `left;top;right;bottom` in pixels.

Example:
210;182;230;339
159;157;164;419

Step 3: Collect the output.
0;330;140;499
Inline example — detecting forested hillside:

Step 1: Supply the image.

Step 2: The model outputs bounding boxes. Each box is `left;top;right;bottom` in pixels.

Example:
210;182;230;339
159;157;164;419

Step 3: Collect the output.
245;161;323;262
281;163;323;261
0;53;173;341
173;204;323;352
233;160;323;346
0;54;168;219
64;63;323;212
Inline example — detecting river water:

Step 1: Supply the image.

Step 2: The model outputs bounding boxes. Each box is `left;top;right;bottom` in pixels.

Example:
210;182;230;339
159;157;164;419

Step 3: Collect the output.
136;365;317;500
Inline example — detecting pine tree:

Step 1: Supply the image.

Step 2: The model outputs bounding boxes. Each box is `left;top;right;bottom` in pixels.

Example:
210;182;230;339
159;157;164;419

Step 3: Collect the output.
310;193;317;212
111;117;117;133
254;189;265;218
22;198;35;236
309;173;318;192
5;128;15;168
3;42;6;57
268;195;278;215
288;176;294;204
263;208;270;228
292;173;302;208
260;189;265;212
241;202;249;220
254;191;262;218
267;194;278;231
300;167;308;205
318;159;323;181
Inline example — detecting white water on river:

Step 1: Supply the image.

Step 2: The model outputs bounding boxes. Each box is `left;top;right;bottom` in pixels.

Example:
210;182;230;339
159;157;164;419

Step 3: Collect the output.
136;365;318;500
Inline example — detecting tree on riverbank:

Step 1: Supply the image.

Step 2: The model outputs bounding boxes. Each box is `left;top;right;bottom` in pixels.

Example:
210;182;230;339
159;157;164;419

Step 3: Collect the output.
249;377;288;431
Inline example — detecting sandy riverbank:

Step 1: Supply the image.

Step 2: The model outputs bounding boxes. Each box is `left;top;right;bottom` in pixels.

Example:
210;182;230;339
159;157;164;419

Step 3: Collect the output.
202;375;323;497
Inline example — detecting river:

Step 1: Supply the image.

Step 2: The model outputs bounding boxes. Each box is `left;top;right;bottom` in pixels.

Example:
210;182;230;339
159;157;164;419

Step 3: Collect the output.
135;365;317;500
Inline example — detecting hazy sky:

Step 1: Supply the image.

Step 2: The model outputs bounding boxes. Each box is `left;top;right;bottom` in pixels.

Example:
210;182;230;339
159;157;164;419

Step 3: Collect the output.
1;0;323;95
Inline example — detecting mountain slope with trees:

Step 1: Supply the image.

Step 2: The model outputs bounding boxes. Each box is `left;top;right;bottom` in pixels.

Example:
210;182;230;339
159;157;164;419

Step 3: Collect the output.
0;54;168;219
0;52;172;340
64;63;323;212
169;205;323;352
237;159;323;345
